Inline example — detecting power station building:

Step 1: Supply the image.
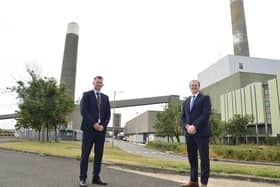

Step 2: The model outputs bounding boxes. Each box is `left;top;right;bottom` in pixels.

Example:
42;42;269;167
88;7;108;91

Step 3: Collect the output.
197;0;280;142
220;70;280;137
198;55;280;140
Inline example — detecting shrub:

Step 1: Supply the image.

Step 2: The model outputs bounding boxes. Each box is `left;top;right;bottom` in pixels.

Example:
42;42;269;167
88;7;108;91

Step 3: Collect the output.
265;136;277;145
147;141;280;162
146;141;185;153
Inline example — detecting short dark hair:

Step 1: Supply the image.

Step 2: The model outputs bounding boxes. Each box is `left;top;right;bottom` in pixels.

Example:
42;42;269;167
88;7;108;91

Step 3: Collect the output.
94;76;103;80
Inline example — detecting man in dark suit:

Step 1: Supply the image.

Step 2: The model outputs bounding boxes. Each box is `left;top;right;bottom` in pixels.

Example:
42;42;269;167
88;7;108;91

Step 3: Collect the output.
181;80;211;187
79;76;111;187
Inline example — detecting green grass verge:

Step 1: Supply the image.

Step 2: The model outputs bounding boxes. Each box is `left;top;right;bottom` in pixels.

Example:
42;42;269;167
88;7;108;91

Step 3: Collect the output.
0;140;280;178
146;141;280;162
0;136;16;138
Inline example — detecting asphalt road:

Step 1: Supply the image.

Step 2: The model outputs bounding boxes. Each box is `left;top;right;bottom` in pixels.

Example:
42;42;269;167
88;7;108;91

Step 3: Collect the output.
112;139;186;161
1;149;279;187
0;149;181;187
1;138;279;187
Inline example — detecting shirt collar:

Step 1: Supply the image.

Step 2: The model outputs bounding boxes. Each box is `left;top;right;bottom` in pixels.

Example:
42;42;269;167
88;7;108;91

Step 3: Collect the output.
192;92;199;97
93;89;101;96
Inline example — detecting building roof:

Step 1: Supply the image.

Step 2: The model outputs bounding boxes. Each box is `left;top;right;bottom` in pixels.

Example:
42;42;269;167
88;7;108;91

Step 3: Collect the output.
198;55;280;89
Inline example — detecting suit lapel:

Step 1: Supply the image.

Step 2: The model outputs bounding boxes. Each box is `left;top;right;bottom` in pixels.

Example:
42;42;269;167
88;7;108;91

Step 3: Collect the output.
186;97;191;112
100;93;103;111
90;91;99;109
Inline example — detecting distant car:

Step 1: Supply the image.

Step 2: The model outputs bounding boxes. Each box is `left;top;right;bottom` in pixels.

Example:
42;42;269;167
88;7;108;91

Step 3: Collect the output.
122;136;128;141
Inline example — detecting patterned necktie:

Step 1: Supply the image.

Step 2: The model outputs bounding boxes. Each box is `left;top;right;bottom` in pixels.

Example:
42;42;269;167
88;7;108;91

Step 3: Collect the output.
96;92;101;123
190;95;196;111
96;92;101;110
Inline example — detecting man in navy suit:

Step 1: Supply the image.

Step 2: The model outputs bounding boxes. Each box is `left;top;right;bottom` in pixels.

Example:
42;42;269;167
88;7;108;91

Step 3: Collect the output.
181;80;211;187
79;76;111;187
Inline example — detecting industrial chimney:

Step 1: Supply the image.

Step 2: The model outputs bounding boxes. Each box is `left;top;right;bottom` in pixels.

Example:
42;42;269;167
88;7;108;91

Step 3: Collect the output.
230;0;250;56
60;22;79;99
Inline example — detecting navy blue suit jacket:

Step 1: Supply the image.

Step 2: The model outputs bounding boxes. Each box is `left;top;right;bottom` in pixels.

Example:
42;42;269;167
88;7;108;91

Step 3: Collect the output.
182;93;211;136
80;90;111;133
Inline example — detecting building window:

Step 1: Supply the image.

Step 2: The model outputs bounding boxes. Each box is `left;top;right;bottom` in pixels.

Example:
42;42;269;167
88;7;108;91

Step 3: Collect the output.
265;100;270;107
239;63;244;69
263;84;269;96
266;112;271;120
264;89;269;96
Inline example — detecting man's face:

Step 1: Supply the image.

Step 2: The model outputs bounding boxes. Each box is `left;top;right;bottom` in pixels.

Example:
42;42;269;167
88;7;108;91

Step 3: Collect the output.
189;80;200;95
93;78;104;91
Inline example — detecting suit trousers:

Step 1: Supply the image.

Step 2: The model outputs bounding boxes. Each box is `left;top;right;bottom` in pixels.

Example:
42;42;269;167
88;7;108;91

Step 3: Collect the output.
186;135;210;185
80;130;105;180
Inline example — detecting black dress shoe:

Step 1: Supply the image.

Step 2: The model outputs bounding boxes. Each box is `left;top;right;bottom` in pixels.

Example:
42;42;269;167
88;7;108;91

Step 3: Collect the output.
92;177;107;185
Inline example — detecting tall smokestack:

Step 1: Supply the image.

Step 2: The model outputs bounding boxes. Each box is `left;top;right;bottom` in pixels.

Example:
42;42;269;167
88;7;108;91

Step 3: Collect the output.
230;0;250;56
60;22;79;99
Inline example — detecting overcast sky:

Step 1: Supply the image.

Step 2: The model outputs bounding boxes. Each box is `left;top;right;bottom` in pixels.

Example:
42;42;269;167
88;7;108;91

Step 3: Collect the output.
1;0;280;129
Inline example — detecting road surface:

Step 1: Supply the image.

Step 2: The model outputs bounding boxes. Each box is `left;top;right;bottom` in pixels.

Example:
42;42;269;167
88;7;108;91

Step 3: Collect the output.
1;149;279;187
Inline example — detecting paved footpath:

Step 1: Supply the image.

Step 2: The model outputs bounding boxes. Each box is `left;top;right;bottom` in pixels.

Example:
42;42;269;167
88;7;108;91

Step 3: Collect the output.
111;166;280;187
1;149;279;187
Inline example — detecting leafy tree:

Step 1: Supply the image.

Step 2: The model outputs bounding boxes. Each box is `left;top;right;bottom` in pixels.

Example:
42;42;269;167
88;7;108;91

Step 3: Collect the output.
45;82;74;142
15;72;45;140
154;110;170;140
153;103;183;143
14;68;74;142
225;114;254;145
168;103;183;142
210;110;225;144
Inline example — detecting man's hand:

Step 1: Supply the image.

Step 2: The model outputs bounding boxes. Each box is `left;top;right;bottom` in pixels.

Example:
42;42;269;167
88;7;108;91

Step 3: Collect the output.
98;125;104;131
93;123;104;132
185;124;197;135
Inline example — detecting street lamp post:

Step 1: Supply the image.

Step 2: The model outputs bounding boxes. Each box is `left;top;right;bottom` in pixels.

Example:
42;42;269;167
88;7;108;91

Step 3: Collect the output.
112;90;123;147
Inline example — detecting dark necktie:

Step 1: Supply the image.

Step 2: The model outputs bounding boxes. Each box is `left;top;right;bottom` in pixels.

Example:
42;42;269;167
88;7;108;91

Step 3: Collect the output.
96;92;101;110
96;92;101;122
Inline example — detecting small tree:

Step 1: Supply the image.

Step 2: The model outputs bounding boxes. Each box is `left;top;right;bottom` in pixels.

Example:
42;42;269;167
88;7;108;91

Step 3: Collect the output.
14;68;74;142
168;103;183;142
47;83;74;142
15;72;46;140
210;111;225;144
225;114;254;145
153;103;183;143
154;110;171;141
